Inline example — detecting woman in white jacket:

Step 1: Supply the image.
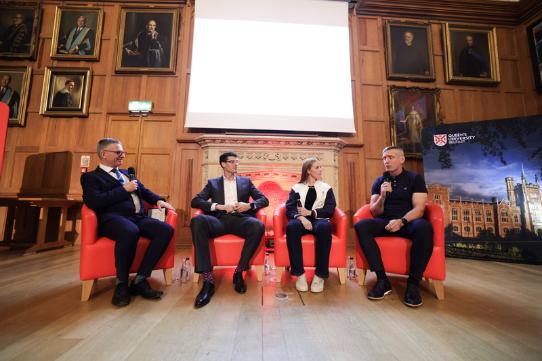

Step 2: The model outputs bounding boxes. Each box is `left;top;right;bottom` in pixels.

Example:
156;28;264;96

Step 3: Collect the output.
285;157;336;292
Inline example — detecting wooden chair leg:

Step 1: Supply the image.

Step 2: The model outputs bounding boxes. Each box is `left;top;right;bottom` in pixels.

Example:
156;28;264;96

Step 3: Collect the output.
337;268;346;284
357;269;366;286
255;265;263;282
81;280;94;301
163;268;173;285
193;269;200;283
432;280;445;300
275;266;284;283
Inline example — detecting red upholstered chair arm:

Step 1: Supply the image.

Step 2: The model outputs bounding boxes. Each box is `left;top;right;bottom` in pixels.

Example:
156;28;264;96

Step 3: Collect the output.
273;204;287;240
425;202;444;248
331;207;348;241
353;204;373;224
81;205;98;246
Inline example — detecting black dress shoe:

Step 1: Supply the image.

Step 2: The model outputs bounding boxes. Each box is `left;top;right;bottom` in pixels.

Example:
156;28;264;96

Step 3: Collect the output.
233;272;247;294
403;283;423;308
367;278;392;300
130;278;163;300
112;283;131;307
195;281;215;308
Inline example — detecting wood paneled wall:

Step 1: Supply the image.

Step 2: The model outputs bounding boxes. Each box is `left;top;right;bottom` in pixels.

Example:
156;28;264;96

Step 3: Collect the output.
1;1;541;245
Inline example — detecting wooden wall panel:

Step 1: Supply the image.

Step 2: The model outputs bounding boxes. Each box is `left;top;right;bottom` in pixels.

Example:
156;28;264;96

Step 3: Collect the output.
139;154;171;198
360;85;386;121
144;77;179;114
107;76;144;113
505;92;526;118
500;60;522;91
357;17;380;49
439;88;457;123
480;91;505;120
89;75;106;113
141;119;174;150
107;117;140;152
360;51;384;86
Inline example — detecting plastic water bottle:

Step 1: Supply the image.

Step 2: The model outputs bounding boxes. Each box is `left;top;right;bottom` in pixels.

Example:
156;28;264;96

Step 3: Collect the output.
264;253;271;275
347;256;356;280
180;257;192;283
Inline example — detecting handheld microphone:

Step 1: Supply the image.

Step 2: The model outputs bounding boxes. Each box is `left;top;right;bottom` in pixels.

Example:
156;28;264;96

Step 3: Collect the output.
294;192;302;207
383;171;392;198
127;167;136;181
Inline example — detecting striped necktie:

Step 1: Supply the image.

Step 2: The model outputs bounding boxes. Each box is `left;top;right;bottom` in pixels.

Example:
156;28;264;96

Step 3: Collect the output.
112;168;125;184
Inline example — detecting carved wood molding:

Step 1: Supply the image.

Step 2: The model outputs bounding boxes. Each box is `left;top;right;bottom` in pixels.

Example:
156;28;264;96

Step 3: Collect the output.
356;0;520;26
195;134;346;151
519;0;542;25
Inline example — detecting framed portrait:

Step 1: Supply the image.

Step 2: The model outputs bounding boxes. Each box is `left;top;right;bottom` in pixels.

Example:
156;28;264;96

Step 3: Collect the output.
526;16;542;92
389;86;441;158
51;6;104;61
39;67;92;117
443;23;500;85
384;21;435;81
115;8;179;73
0;4;41;59
0;66;31;127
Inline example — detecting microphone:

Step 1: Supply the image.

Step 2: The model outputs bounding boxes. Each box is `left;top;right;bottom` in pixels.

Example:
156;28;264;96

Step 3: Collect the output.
294;192;302;207
127;167;136;181
383;171;392;198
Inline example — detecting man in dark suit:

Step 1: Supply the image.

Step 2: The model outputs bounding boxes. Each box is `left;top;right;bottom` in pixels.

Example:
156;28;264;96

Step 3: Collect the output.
191;151;269;308
81;138;175;307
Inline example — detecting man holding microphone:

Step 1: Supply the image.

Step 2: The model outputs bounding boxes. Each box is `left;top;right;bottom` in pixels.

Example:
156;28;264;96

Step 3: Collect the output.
354;146;433;307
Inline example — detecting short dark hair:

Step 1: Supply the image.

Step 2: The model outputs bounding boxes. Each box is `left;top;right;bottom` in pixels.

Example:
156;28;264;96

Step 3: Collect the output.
65;79;76;86
97;138;121;158
382;145;404;154
219;151;238;165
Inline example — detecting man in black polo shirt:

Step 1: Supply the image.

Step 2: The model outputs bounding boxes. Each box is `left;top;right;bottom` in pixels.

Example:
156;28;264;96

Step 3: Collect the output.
354;146;433;307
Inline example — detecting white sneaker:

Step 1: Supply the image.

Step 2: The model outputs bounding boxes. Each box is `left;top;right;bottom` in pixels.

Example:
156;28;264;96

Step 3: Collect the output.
296;273;309;292
311;275;324;293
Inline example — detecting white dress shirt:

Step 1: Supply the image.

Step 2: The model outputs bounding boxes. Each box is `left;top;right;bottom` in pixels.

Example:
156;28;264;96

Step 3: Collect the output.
210;176;238;211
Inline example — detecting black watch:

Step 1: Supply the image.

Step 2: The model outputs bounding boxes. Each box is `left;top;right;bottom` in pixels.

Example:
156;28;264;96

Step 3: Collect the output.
401;217;408;226
250;203;255;210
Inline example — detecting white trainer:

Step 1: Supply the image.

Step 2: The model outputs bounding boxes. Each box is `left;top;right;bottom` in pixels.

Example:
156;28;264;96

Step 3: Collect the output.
296;273;309;292
311;275;324;293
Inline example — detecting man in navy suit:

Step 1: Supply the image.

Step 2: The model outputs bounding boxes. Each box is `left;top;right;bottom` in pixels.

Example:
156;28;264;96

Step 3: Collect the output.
81;138;175;307
191;151;268;308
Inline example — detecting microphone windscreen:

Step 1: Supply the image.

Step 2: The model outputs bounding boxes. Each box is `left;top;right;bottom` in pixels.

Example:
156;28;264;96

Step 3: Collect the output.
127;167;136;180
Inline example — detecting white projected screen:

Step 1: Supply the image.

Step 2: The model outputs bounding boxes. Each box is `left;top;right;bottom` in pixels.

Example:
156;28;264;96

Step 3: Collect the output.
186;0;355;133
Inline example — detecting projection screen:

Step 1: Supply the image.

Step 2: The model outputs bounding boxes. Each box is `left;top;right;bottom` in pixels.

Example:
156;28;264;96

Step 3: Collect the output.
185;0;356;133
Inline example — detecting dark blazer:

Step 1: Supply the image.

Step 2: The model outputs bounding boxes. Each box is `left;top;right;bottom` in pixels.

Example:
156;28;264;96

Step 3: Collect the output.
191;176;269;218
81;166;163;224
285;186;336;220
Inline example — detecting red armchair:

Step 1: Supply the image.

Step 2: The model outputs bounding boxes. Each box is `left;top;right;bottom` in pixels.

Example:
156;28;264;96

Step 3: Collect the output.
353;203;446;299
80;204;177;301
191;209;267;283
273;204;348;284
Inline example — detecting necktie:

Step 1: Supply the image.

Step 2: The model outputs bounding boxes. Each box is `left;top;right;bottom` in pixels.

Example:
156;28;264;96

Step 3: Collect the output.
112;168;125;184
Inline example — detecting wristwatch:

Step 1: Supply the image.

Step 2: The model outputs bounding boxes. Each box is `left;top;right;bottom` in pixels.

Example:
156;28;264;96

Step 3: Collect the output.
401;217;408;226
250;203;255;210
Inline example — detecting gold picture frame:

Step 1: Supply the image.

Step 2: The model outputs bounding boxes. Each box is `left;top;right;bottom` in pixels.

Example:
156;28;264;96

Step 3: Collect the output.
50;6;104;61
0;4;41;59
389;86;441;158
115;7;179;74
443;23;500;85
0;66;32;127
384;20;435;82
39;67;92;117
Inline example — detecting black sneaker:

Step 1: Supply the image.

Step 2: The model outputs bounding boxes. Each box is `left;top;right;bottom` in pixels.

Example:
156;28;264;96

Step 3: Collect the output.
403;283;423;308
112;283;131;307
367;278;392;300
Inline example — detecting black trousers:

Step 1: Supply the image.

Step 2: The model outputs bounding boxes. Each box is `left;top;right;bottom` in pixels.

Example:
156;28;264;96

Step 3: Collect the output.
286;218;332;278
99;214;174;283
354;217;433;281
190;214;265;273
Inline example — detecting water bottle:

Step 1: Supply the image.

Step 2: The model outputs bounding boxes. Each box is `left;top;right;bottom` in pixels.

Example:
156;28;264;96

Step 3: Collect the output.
181;257;192;283
347;256;356;280
264;253;271;275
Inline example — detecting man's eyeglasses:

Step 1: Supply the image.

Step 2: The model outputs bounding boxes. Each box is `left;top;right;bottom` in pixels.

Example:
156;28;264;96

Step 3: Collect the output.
103;150;126;156
225;159;240;164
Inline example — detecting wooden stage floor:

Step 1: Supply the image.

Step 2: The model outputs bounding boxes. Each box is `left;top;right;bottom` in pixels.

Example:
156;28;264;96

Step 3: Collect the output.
0;246;541;361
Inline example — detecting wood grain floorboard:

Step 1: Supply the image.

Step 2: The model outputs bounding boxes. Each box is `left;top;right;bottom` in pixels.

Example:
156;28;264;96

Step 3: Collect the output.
0;246;540;361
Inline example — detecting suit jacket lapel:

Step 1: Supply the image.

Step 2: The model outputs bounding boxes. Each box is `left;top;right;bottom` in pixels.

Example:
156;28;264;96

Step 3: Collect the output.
217;177;225;204
95;166;121;186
